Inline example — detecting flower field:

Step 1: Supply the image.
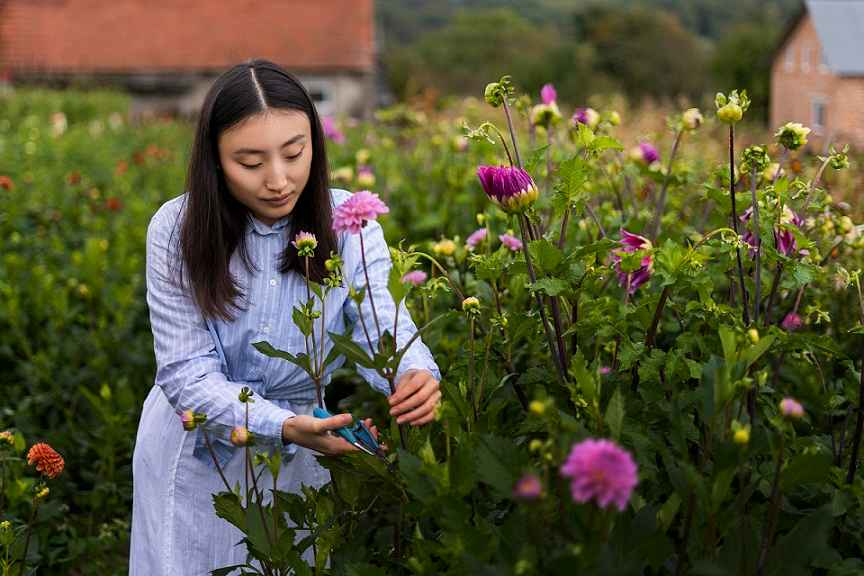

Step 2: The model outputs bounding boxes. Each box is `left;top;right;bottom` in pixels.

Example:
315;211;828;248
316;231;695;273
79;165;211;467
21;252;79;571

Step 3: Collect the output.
2;82;864;574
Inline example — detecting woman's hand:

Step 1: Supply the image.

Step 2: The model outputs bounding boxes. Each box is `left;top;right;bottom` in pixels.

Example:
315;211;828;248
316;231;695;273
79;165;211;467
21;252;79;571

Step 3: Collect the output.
281;414;383;455
388;369;441;426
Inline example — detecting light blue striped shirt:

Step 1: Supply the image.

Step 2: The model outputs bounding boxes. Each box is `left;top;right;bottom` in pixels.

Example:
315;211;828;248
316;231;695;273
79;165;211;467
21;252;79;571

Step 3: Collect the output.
145;188;440;467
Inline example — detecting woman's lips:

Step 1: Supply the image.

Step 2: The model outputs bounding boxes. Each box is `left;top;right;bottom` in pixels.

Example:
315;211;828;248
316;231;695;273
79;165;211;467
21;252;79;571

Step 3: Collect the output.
263;193;291;207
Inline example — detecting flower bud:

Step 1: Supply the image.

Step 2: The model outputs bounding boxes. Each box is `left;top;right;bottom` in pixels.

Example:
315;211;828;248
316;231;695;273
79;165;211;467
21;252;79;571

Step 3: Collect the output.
775;122;810;151
682;108;703;130
230;426;253;446
291;231;318;257
748;328;760;344
607;111;622;126
432;239;456;256
462;296;481;314
484;82;504;107
35;486;50;500
512;473;543;501
733;425;750;445
529;400;546;416
529;439;544;453
181;410;196;431
717;102;743;124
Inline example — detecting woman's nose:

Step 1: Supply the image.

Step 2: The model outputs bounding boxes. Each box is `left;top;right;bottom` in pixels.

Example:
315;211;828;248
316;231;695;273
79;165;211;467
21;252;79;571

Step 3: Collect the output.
264;165;289;191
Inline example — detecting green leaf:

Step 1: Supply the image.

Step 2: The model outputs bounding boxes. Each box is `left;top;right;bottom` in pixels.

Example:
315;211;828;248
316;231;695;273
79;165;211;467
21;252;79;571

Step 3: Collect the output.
327;331;376;369
212;492;246;532
292;305;312;336
604;388;625;440
718;325;737;365
388;265;407;307
657;493;681;533
780;451;833;490
532;277;569;296
568;349;598;407
474;434;527;500
528;239;563;276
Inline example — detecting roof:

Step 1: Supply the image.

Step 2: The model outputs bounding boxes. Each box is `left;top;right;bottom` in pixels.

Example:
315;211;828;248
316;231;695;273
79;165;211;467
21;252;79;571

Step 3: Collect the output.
0;0;374;74
775;0;864;76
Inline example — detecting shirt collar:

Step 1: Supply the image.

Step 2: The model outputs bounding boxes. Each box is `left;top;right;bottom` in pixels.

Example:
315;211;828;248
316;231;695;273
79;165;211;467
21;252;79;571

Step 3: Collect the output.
247;213;292;236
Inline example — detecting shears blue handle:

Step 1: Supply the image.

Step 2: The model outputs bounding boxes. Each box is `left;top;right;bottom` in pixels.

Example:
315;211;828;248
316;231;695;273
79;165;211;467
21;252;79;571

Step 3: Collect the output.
313;407;381;456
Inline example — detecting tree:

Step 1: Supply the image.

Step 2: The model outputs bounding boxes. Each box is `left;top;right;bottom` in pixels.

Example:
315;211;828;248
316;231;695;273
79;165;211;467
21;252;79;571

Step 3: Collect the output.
711;21;781;124
577;6;707;103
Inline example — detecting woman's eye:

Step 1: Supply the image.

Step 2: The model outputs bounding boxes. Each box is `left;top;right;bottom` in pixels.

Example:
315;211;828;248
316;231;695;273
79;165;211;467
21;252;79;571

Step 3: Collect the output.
240;163;262;169
286;151;302;160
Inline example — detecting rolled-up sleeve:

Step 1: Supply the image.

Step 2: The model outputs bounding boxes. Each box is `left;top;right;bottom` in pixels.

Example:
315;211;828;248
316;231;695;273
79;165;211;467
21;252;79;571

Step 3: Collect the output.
146;204;295;445
342;218;441;396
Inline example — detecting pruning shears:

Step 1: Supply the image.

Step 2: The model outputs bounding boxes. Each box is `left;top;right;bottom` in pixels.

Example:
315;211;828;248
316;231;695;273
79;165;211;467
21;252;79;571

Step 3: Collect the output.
313;406;384;459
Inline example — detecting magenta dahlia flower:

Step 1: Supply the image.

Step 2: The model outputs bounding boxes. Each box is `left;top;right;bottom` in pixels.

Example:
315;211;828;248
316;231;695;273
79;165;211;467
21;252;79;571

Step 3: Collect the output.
781;312;802;331
540;83;557;105
629;142;660;165
513;473;543;501
571;107;600;129
332;190;390;234
466;228;488;249
476;165;539;213
740;207;803;257
499;233;523;252
401;270;428;286
321;116;345;145
560;438;638;511
611;230;653;294
779;397;804;419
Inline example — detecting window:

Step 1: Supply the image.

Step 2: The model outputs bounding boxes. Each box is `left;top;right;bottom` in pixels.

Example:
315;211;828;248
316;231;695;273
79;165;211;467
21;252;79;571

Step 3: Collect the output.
302;80;335;117
819;48;830;74
801;45;811;73
811;97;827;133
784;46;795;72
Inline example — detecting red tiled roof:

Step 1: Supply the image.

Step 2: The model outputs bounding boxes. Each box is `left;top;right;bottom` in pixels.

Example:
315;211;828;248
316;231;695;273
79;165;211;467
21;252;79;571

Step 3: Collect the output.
0;0;374;74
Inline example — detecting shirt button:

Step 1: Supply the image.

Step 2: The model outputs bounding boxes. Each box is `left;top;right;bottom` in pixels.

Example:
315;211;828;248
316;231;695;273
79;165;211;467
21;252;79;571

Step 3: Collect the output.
261;325;271;334
269;278;277;287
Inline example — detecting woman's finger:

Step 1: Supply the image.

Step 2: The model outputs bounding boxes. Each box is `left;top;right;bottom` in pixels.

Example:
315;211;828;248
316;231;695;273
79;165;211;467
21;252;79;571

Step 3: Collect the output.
398;390;441;425
388;370;425;406
390;378;437;416
314;413;354;434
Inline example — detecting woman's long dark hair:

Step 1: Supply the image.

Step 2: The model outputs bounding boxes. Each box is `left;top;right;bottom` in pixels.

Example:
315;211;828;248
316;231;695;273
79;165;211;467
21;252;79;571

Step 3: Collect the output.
177;59;336;321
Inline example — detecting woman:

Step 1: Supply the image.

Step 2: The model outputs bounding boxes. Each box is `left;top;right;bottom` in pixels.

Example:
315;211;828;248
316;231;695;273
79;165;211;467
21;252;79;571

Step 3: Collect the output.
130;59;441;575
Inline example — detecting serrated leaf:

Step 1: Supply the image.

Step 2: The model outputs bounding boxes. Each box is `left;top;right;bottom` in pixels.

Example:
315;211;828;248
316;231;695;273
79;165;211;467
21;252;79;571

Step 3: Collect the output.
328;331;376;368
532;277;569;296
604;388;625;439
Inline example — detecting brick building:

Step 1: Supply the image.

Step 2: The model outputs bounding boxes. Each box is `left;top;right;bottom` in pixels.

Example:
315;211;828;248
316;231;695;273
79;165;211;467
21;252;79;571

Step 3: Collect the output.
771;0;864;151
0;0;376;118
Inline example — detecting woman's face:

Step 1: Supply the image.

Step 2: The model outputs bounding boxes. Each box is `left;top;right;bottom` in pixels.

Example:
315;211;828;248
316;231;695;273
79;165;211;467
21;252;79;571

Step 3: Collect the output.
217;108;313;226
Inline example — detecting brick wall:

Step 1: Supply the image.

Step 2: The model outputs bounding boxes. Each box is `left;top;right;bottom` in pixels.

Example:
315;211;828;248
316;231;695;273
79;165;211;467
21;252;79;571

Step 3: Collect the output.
771;14;864;151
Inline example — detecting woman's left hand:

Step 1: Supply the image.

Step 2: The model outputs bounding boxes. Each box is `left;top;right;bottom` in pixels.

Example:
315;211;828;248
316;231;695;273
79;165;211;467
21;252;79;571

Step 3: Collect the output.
388;369;441;426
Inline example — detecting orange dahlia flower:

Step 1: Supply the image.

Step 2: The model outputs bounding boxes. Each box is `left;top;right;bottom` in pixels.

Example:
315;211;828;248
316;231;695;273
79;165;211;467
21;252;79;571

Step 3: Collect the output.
27;443;64;479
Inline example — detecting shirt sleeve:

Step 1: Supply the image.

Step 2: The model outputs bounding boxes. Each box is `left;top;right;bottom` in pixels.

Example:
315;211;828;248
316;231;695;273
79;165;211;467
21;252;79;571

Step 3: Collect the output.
146;203;296;445
341;219;441;396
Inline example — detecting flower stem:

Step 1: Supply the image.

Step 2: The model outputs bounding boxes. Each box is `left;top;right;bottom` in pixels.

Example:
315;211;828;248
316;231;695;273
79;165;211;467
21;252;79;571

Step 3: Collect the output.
757;434;785;575
518;214;567;386
358;232;383;345
750;167;762;326
19;498;39;571
650;129;683;240
728;125;751;326
501;98;523;169
645;285;672;350
764;263;784;326
202;430;232;492
468;317;477;422
847;278;864;484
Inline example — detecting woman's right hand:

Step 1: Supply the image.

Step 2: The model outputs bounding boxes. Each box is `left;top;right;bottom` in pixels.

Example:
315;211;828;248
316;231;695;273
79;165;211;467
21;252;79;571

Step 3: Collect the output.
281;413;357;455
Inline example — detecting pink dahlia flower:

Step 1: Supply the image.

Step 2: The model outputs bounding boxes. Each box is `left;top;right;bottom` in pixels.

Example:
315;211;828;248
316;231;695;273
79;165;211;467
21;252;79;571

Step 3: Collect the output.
513;473;543;501
476;165;539;213
291;231;318;256
499;233;523;252
630;142;660;165
466;228;488;249
611;230;653;294
561;438;638;511
780;397;804;419
781;312;802;331
540;83;557;105
740;207;803;258
401;270;428;286
321;116;345;145
332;190;390;234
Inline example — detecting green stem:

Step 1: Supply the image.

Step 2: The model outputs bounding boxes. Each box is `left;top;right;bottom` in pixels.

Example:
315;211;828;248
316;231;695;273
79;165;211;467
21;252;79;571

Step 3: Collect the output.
729;125;751;325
